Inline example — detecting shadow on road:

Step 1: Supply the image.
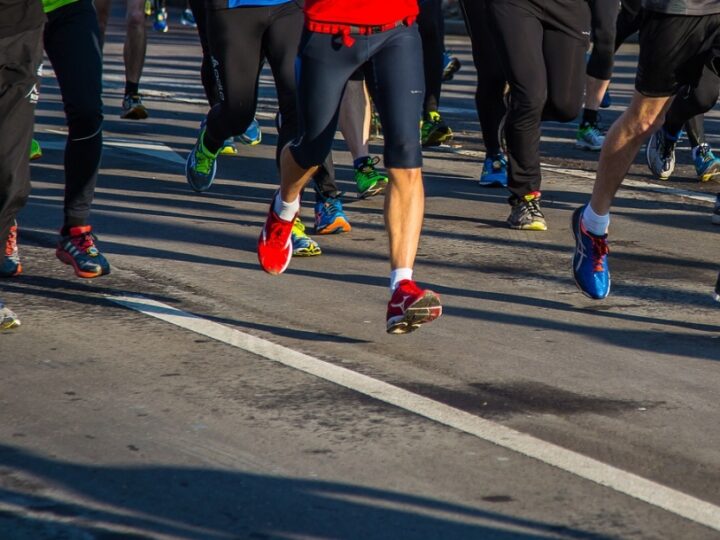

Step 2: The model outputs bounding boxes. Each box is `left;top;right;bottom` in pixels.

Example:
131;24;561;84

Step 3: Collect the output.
0;444;615;540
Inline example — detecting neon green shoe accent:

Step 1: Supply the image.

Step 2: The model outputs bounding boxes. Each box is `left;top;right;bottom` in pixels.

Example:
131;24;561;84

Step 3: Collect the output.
29;139;42;161
291;218;321;256
421;111;453;147
355;156;388;199
194;130;219;175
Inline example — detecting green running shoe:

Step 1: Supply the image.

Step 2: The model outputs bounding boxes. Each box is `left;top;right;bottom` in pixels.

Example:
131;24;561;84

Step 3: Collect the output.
355;156;388;199
421;111;452;147
185;129;219;192
29;138;42;160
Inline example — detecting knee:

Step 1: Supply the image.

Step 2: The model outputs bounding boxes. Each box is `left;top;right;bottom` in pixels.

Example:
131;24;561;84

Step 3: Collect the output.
546;99;581;123
290;138;332;169
625;103;666;137
67;106;103;141
511;92;545;121
126;7;145;29
690;84;720;113
544;90;583;123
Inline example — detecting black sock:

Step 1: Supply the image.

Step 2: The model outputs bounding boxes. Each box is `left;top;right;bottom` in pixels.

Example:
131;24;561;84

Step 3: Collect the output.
582;108;598;126
125;81;139;96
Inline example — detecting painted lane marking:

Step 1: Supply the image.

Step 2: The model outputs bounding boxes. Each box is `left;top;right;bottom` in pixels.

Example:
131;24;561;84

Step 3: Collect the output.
445;147;716;204
109;294;720;533
39;133;185;165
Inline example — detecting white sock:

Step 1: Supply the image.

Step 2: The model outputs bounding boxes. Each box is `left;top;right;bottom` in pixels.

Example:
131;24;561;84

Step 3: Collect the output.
390;268;413;291
582;204;610;236
273;194;300;222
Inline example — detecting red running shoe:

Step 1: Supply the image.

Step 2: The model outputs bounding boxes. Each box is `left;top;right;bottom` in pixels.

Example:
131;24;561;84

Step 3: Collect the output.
258;196;295;275
386;279;442;334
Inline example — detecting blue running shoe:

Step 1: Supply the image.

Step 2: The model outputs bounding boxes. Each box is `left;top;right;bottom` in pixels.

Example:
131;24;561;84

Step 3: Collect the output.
479;154;507;187
600;90;612;109
185;129;219;192
314;193;351;235
153;7;168;32
235;117;262;146
571;205;610;299
693;143;720;182
180;7;196;27
442;51;461;82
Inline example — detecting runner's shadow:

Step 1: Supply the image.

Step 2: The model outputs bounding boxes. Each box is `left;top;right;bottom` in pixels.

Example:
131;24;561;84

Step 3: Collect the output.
0;444;616;540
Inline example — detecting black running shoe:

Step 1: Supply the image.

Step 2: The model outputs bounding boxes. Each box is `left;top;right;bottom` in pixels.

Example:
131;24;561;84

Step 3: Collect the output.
507;191;547;231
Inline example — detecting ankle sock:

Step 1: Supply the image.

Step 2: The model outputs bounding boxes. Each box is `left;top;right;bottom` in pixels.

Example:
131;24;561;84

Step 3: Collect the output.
390;268;413;291
582;108;598;126
582;204;609;236
125;81;139;96
273;194;300;222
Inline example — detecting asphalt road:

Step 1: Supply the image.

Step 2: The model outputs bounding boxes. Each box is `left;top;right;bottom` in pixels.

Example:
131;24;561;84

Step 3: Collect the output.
0;11;718;540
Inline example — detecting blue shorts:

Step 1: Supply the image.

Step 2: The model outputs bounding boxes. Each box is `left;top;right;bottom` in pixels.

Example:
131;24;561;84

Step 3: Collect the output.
291;23;425;170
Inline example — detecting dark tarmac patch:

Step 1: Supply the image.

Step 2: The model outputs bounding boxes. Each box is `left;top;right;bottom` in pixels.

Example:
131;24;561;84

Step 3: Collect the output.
400;381;663;419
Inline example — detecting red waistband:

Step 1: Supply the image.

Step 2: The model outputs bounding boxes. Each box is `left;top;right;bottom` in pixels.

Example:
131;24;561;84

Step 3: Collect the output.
306;16;415;47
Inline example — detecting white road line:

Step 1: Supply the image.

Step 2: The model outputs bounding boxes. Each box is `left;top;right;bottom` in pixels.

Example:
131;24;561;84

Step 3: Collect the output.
38;133;185;165
110;294;720;533
447;147;716;204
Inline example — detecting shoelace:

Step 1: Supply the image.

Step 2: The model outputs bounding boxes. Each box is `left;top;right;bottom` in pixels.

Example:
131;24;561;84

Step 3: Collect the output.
322;197;343;219
267;218;291;248
69;231;98;254
292;218;308;237
698;144;713;164
526;198;544;219
590;236;610;272
5;227;17;257
195;146;215;175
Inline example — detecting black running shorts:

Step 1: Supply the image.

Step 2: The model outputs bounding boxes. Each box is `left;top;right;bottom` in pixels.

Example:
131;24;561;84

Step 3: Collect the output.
636;10;720;96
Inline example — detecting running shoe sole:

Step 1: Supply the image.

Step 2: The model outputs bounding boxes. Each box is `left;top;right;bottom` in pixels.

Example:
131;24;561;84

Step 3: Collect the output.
316;217;351;235
698;165;720;182
358;181;388;199
575;140;602;151
219;145;238;155
386;291;442;335
56;249;110;279
0;310;20;330
121;106;149;120
508;221;547;231
422;132;453;147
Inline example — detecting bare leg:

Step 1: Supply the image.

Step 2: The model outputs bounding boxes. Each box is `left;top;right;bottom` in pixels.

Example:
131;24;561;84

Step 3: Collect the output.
384;167;424;270
338;79;371;160
279;144;319;203
590;91;673;215
584;75;610;112
94;0;111;45
124;0;147;84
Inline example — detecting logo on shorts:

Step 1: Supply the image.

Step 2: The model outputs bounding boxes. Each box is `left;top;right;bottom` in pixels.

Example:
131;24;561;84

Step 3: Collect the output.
26;84;39;105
